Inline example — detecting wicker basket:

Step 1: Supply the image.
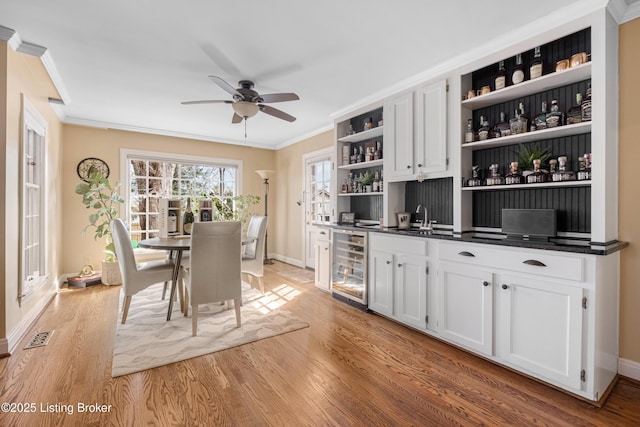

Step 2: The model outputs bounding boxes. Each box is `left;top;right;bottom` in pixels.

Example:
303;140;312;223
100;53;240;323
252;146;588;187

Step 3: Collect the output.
101;260;122;286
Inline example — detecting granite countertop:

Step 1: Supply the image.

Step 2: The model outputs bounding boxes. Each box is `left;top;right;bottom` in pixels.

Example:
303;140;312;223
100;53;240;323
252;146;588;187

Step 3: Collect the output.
317;223;628;256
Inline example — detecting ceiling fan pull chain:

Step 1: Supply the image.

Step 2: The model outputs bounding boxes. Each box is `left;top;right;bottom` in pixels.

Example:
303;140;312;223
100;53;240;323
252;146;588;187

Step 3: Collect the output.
244;118;247;141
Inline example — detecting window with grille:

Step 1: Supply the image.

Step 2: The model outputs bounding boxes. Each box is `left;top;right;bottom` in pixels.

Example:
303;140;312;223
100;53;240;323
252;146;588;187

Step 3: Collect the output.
20;97;47;302
122;150;241;241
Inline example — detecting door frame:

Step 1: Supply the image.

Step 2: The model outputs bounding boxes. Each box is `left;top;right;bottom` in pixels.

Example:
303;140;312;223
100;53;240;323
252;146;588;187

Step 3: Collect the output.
301;146;334;269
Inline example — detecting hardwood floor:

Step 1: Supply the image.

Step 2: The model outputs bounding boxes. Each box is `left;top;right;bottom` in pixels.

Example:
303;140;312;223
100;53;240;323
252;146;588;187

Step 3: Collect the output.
1;261;639;426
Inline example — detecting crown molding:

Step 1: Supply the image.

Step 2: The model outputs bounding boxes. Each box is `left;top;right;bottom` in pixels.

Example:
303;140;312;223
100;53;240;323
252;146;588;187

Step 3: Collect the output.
275;123;334;150
621;0;640;22
63;116;278;150
16;40;46;56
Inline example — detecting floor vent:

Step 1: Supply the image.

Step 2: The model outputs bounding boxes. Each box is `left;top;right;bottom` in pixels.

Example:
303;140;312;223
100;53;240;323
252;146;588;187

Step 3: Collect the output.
24;331;53;349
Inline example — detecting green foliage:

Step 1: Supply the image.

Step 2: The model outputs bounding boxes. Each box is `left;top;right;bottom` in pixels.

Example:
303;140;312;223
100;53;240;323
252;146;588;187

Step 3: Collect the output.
516;144;551;171
357;171;375;186
75;171;124;261
211;194;260;227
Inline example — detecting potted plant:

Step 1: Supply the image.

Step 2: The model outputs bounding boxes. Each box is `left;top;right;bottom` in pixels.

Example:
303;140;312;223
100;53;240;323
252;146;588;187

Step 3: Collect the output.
75;170;125;285
516;144;552;175
357;171;375;193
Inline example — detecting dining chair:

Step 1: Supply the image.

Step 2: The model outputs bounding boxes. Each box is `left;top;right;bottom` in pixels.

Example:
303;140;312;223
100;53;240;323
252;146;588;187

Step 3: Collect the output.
110;219;176;324
181;221;242;336
241;215;267;294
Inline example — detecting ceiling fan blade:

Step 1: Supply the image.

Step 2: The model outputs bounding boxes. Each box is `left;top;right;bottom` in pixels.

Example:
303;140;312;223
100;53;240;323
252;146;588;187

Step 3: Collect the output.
258;92;300;103
209;75;242;98
259;104;296;122
181;100;232;105
232;113;243;124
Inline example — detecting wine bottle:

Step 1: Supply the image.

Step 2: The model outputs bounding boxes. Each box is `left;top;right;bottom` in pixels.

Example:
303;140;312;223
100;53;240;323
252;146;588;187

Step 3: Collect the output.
464;118;474;143
183;197;194;235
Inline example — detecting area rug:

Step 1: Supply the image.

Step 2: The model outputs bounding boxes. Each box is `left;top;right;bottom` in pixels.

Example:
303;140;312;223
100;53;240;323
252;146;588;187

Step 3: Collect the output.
112;282;308;377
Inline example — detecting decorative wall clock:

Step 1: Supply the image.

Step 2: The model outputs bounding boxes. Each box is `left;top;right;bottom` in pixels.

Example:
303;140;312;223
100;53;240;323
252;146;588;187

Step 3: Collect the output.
76;157;110;181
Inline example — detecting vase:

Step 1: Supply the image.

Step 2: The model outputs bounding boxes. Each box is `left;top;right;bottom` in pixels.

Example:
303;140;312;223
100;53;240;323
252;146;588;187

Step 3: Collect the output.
101;260;122;286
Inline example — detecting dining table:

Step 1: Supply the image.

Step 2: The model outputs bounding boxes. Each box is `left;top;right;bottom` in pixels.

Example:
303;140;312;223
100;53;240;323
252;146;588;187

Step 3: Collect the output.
138;235;256;320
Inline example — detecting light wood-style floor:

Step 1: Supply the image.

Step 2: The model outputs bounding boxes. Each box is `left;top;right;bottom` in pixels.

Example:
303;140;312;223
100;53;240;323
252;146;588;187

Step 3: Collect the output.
1;261;639;426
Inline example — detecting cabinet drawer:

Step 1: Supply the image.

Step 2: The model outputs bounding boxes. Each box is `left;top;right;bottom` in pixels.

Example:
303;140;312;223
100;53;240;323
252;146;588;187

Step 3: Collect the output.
439;241;584;282
371;233;428;256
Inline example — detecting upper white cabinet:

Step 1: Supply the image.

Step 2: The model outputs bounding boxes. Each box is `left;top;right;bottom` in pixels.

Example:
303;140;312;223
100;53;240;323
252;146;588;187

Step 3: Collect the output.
384;79;447;182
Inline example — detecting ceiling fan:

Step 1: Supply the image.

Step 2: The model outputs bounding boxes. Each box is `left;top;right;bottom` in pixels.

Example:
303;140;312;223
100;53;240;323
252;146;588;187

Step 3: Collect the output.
181;76;299;124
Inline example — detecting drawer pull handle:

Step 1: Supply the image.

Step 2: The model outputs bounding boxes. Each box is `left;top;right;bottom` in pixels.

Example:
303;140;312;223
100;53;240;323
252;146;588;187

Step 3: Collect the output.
458;251;475;257
417;163;423;167
407;165;411;169
386;260;391;265
502;284;509;290
320;231;326;235
482;281;489;287
523;259;546;267
398;263;403;267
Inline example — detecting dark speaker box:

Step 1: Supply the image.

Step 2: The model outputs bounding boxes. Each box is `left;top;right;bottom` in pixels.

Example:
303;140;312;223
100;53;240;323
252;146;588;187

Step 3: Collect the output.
501;209;557;239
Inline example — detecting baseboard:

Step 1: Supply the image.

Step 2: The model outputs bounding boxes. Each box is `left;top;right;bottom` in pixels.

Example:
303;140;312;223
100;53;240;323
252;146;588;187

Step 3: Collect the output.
619;358;640;381
0;338;9;357
6;289;56;355
270;253;305;268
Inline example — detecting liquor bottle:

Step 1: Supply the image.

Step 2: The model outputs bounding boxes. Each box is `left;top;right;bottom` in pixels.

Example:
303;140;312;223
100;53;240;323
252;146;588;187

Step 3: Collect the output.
373;141;383;160
581;82;592;121
348;172;354;192
366;146;373;162
168;210;177;233
467;165;482;187
379;169;384;192
485;164;504;186
183;197;194;235
546;99;564;127
527;159;548;183
347;124;356;135
495;60;506;90
342;179;348;193
552;156;575;181
505;161;523;184
549;158;558;175
577;153;591;180
512;53;525;85
373;170;380;192
357;146;365;163
464;118;474;143
201;209;212;222
510;108;521;135
517;103;529;134
350;146;358;164
535;101;548;130
530;46;543;79
567;93;583;125
478;116;491;141
494;112;511;137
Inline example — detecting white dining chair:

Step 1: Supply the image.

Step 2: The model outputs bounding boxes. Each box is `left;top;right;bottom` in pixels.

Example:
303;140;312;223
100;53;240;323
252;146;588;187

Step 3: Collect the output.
110;219;176;324
241;215;267;294
181;221;242;336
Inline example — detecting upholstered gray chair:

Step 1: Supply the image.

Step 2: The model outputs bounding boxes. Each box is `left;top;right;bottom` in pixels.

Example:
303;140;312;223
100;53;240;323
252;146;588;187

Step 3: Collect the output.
181;221;242;336
241;215;267;294
110;219;175;324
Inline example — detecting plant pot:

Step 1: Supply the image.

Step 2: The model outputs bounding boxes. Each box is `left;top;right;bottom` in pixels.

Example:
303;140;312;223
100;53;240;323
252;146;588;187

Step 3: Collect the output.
365;185;372;193
101;260;122;286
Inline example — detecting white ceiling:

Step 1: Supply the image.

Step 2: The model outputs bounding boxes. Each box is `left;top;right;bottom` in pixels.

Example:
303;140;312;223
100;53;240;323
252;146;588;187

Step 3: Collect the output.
0;0;634;149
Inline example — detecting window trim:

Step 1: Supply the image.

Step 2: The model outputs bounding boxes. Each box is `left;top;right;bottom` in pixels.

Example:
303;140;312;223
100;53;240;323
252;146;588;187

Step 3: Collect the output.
19;95;48;303
120;148;243;229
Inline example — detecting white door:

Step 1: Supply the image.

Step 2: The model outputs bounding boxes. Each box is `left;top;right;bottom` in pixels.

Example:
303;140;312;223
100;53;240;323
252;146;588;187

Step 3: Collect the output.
314;238;331;292
438;262;494;355
395;253;429;330
497;274;584;390
384;90;414;181
368;249;394;316
303;148;333;269
415;79;447;174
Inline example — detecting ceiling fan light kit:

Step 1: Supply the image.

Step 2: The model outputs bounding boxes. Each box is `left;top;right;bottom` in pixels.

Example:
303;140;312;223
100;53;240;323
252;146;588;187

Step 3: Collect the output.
181;76;299;124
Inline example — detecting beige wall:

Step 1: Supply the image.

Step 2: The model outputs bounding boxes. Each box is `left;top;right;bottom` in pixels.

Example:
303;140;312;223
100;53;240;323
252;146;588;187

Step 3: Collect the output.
61;125;276;273
272;131;333;264
1;43;64;343
618;18;640;365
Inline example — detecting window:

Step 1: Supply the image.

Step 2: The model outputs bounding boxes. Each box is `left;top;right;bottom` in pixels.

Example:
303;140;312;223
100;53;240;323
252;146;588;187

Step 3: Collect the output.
122;150;241;241
307;158;332;222
20;96;47;302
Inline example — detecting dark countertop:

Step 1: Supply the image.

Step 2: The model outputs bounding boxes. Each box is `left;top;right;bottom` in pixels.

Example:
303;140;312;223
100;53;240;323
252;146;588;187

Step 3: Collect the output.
317;223;628;256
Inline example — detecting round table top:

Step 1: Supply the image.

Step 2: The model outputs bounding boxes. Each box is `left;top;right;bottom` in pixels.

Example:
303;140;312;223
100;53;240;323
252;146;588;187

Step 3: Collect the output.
138;236;255;251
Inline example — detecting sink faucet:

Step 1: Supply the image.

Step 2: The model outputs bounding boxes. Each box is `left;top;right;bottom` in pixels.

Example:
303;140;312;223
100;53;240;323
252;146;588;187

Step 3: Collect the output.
415;204;432;231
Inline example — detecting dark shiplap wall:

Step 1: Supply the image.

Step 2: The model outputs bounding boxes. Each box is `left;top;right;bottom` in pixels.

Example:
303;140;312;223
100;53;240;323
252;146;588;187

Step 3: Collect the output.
352;195;383;221
405;178;454;225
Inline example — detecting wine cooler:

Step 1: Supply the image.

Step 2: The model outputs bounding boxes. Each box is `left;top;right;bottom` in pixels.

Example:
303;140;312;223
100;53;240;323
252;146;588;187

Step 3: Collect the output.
332;229;367;307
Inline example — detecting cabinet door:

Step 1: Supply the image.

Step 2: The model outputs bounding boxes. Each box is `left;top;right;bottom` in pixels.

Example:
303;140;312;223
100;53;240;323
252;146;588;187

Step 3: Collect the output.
384;91;414;180
497;274;584;390
438;262;493;355
314;240;331;292
368;249;394;316
395;253;429;330
415;79;447;174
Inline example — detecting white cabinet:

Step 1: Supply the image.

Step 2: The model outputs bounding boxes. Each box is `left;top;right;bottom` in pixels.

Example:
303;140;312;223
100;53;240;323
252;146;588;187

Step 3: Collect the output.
496;274;584;390
384;79;447;182
395;253;429;330
314;237;331;292
438;262;493;355
368;234;431;331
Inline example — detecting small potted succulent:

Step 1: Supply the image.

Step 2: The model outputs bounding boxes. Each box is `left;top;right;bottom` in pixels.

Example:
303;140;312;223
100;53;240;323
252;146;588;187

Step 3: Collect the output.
75;170;125;285
357;171;375;193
